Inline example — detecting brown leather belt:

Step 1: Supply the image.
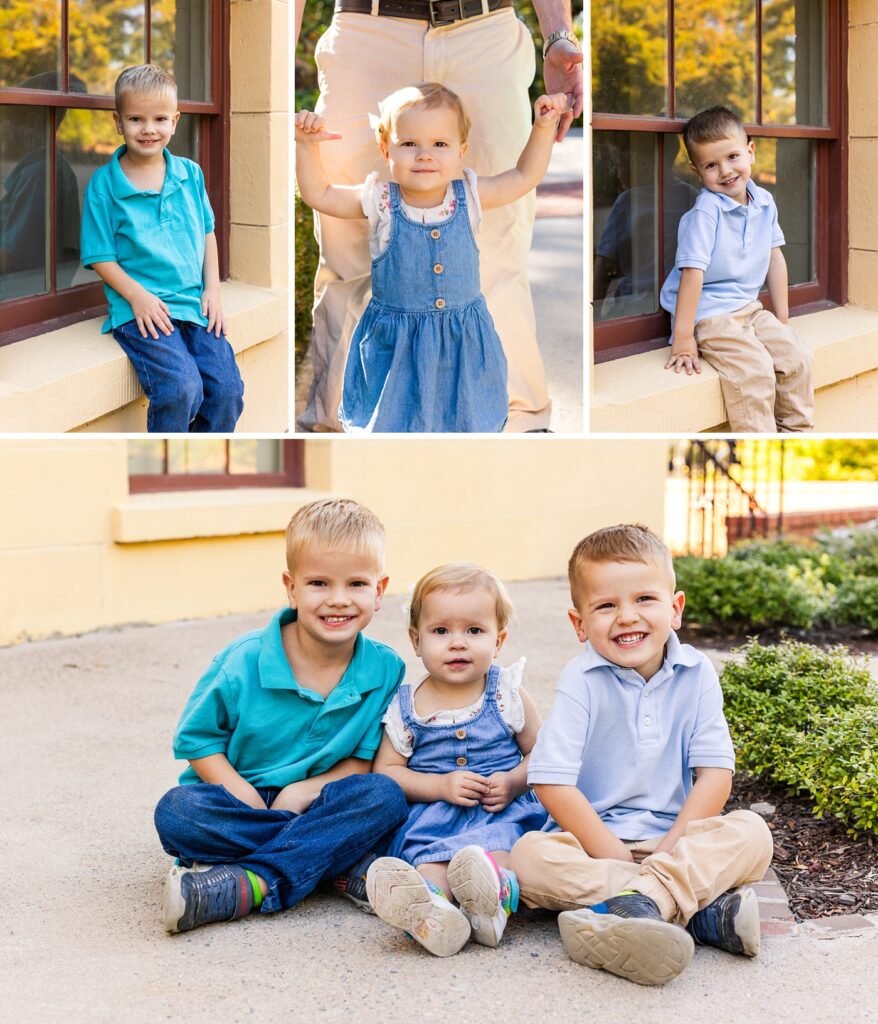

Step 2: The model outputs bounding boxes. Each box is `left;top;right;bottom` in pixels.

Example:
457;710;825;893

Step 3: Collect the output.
335;0;514;28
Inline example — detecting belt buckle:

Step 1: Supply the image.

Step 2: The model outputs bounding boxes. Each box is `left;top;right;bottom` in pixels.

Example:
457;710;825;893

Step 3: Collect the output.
429;0;466;27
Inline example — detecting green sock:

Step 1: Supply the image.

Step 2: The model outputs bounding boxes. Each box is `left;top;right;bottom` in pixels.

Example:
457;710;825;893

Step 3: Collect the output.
245;870;264;908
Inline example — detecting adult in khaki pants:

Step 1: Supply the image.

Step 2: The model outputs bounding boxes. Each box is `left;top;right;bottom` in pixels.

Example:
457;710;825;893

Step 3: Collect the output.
295;0;583;432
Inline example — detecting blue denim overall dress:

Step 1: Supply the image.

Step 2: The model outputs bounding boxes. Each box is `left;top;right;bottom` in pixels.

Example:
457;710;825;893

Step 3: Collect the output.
339;179;509;433
384;664;547;865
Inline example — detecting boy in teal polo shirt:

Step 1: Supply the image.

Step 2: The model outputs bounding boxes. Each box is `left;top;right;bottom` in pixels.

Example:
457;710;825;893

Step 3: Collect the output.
80;64;243;433
154;498;408;933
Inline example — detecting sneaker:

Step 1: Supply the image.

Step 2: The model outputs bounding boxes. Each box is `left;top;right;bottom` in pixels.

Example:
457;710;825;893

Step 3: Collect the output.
330;851;378;914
366;857;471;957
558;893;694;986
163;862;254;933
687;887;760;957
447;846;519;948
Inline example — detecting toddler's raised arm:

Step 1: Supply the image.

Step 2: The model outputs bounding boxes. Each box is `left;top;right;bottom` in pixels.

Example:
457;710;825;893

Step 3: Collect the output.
295;110;366;219
477;94;569;211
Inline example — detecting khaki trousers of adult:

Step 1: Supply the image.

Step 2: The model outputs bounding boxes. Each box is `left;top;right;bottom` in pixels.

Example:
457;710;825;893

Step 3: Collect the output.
694;301;814;433
508;809;773;926
298;10;551;432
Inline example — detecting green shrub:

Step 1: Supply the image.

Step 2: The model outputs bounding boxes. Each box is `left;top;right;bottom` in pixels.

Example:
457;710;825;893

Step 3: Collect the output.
831;577;878;631
721;639;878;835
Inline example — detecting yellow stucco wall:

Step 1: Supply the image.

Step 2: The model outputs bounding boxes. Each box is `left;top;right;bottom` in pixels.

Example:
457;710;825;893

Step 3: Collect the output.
0;439;668;647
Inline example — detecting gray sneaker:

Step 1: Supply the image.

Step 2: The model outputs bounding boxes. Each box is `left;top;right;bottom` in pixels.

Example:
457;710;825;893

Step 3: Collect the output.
163;862;254;933
687;887;761;956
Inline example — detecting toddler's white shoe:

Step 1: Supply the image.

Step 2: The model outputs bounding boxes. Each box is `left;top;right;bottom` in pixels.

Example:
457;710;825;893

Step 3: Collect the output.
366;857;471;957
447;846;519;948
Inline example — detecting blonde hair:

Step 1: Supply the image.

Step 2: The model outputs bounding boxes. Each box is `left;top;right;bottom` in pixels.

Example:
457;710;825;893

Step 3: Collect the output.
568;524;675;609
409;563;513;635
285;499;385;573
374;82;471;148
115;64;177;110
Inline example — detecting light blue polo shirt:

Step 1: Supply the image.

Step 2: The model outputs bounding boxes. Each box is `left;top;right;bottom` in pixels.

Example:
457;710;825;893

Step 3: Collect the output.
528;631;735;840
81;146;215;333
660;180;785;331
173;608;406;788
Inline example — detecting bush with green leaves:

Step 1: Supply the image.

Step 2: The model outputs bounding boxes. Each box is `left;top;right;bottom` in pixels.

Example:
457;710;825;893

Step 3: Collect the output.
720;639;878;835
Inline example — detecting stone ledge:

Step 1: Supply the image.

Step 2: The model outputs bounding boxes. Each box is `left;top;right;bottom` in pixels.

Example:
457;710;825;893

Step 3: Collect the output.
0;281;286;433
111;487;332;544
591;305;878;433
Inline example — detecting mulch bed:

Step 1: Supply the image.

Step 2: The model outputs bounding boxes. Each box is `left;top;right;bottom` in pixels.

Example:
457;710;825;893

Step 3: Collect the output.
727;773;878;921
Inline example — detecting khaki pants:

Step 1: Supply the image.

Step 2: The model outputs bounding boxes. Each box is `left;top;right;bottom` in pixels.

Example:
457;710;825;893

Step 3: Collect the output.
298;10;551;432
694;302;814;433
508;809;773;926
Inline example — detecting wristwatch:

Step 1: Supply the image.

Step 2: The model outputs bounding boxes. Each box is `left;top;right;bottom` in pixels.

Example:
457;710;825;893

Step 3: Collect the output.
542;29;581;59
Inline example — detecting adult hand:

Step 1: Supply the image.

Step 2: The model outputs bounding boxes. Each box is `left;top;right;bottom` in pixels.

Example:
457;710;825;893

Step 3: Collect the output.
543;39;584;142
294;110;343;144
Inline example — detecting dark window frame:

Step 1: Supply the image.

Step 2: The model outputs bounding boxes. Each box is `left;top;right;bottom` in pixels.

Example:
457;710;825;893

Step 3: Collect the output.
593;0;848;363
0;0;230;345
129;441;305;494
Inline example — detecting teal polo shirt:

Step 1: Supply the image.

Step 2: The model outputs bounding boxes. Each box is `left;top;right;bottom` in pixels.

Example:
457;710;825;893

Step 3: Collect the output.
173;608;406;788
81;146;215;333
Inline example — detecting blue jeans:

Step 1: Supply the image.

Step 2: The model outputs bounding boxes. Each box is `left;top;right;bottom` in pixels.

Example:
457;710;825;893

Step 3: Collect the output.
112;318;244;433
154;774;408;913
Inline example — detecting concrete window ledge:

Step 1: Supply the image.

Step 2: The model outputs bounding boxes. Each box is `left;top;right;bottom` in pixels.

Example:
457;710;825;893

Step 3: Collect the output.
112;487;333;544
0;281;286;433
591;305;878;433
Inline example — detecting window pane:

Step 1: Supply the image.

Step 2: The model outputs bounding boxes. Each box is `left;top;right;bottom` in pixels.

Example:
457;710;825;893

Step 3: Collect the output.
152;0;211;103
128;440;166;474
675;0;756;121
229;441;283;474
68;1;146;97
0;1;61;88
762;0;826;126
592;1;667;116
663;136;700;279
167;113;199;161
593;131;658;322
0;106;49;301
167;440;227;474
753;138;815;285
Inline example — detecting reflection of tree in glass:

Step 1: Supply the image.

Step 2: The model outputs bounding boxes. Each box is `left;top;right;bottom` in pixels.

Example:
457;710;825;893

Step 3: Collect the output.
0;1;60;87
68;1;145;96
591;1;666;116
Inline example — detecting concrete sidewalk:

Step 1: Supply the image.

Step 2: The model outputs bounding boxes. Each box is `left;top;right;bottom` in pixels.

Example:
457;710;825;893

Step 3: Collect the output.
3;580;877;1024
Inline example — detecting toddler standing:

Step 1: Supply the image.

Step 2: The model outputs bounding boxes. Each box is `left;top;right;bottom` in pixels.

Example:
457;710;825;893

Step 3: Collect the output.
366;564;547;956
295;83;567;433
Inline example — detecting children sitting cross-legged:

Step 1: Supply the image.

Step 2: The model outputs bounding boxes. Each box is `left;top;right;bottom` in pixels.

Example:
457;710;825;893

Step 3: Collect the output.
508;524;774;986
366;564;547;956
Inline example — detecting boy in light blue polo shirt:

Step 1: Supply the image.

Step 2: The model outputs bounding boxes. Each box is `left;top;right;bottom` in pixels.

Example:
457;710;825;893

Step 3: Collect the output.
509;525;773;986
660;106;813;433
154;498;408;933
81;64;243;433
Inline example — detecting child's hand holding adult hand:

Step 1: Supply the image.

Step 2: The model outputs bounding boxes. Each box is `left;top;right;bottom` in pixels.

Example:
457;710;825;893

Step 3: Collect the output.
533;94;570;132
201;285;225;337
130;285;174;339
295;110;343;144
664;336;702;375
481;771;517;813
441;770;490;807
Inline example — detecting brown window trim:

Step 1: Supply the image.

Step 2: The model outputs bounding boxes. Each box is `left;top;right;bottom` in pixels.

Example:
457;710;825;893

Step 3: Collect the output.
129;442;305;494
593;1;848;362
0;0;230;345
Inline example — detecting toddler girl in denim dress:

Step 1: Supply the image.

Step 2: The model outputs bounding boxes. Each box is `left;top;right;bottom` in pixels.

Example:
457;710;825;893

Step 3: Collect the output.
364;564;547;957
295;83;568;433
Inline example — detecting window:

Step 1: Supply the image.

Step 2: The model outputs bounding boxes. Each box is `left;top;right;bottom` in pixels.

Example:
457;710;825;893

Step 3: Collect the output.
128;440;305;492
592;1;845;360
0;1;228;344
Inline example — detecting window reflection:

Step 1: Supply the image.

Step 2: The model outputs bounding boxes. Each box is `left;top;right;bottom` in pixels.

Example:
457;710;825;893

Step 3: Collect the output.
230;441;283;474
675;0;757;120
168;440;227;474
762;0;826;126
0;0;61;88
153;0;211;103
591;1;667;116
753;138;814;284
68;1;146;97
593;132;659;321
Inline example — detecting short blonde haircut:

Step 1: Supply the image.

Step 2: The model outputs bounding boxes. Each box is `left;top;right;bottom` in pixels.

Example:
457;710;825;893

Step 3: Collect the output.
375;82;471;148
285;499;385;573
409;563;513;635
568;524;675;609
115;64;178;110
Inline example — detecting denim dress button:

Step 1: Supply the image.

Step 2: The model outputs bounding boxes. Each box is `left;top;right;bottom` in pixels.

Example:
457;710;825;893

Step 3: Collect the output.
433;263;443;274
456;756;467;766
435;298;446;309
455;728;467;739
430;228;441;239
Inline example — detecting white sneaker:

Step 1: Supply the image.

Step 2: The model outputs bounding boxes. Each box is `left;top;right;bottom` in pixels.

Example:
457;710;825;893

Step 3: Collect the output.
447;846;516;948
366;857;471;957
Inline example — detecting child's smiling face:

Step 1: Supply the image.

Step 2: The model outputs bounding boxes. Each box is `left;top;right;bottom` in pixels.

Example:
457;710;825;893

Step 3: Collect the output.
380;103;468;207
114;89;179;162
688;128;755;205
